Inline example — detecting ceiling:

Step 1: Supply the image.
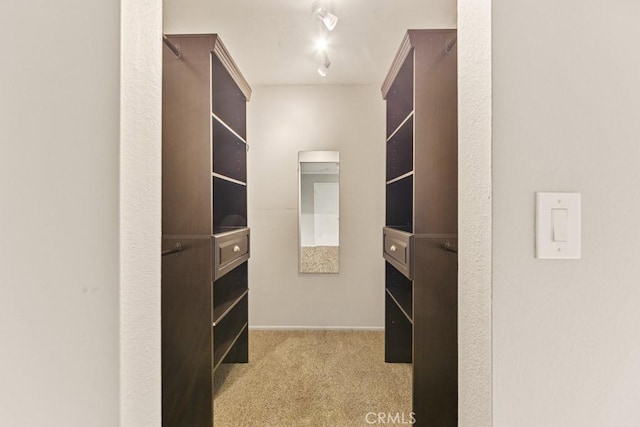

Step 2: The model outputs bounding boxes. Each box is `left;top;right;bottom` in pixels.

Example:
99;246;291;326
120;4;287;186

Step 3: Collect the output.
164;0;456;86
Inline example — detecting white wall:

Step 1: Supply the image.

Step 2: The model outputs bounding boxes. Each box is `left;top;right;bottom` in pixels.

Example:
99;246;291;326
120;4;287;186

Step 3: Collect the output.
0;0;120;425
248;85;385;328
120;0;163;426
493;1;640;426
457;0;492;425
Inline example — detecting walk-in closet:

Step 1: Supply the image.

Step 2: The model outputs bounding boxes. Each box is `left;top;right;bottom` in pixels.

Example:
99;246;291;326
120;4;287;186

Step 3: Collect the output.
161;1;458;426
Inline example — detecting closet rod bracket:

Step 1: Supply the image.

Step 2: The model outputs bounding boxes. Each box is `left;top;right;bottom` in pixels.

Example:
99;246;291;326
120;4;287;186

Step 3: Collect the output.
445;38;457;55
442;240;458;255
163;35;182;59
162;241;184;257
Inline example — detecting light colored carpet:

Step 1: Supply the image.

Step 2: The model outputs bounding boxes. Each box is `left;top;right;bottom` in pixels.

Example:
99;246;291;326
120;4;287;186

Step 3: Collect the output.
214;330;411;427
300;246;340;273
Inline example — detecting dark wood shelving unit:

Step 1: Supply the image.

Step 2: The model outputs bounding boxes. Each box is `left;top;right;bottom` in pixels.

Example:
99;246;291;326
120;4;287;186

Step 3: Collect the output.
162;34;251;427
381;29;458;426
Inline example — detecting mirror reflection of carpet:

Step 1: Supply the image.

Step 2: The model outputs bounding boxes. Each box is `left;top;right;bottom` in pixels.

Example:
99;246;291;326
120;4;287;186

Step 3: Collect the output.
300;246;339;273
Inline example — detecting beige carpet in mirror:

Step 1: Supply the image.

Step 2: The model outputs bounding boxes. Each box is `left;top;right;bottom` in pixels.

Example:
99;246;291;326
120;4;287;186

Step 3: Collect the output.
300;246;340;273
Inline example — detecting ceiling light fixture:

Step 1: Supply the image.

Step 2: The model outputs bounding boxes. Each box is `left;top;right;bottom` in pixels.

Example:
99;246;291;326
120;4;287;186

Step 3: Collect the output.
317;56;331;77
315;7;338;31
315;36;329;52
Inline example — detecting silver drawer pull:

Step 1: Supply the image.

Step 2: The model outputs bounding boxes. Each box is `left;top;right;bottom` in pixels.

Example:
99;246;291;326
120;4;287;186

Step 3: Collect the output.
233;245;241;253
389;245;397;252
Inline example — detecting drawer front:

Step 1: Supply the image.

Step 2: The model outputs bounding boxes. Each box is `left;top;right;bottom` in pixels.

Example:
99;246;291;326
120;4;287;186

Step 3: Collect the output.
219;235;248;265
213;228;250;280
383;227;413;280
384;234;408;264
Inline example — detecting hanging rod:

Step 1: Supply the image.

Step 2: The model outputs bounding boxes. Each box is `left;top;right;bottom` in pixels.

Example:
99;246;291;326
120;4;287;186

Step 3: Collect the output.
445;38;457;55
162;242;184;257
442;240;458;255
163;35;182;59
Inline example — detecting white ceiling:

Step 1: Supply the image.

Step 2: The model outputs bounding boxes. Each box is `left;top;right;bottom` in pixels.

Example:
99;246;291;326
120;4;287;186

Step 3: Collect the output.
164;0;456;86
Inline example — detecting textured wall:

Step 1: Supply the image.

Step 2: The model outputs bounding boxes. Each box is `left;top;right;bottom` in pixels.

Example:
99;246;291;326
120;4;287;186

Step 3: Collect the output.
120;0;163;426
493;1;640;425
0;0;120;425
458;0;493;425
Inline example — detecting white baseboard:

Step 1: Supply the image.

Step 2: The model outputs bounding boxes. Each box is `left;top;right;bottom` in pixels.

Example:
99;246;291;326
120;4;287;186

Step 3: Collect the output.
248;326;384;332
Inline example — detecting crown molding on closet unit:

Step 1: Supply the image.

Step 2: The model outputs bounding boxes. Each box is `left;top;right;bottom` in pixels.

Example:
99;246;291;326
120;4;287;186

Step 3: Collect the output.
381;31;413;98
212;36;252;101
381;29;457;99
164;33;252;101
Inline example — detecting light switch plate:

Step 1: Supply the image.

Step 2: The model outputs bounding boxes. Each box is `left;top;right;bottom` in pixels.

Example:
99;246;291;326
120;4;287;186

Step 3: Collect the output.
536;192;581;259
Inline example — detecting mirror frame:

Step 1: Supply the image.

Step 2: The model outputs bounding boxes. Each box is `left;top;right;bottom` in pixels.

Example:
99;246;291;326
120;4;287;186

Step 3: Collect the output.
298;150;340;274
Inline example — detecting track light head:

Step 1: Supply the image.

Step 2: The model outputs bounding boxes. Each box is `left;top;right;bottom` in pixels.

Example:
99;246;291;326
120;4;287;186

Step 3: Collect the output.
317;8;338;31
317;57;331;77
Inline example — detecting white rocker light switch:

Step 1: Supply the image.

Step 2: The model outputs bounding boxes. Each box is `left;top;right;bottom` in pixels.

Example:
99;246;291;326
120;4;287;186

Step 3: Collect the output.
536;192;581;259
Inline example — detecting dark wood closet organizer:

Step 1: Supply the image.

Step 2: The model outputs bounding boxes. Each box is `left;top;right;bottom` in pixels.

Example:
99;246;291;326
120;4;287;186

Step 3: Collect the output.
161;34;251;426
382;30;458;426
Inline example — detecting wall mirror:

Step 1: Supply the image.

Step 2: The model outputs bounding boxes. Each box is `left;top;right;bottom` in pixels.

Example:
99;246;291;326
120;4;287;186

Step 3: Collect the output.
298;151;340;274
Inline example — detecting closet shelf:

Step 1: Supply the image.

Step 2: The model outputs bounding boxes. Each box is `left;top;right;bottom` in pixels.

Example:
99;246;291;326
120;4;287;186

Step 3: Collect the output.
212;226;250;238
386;111;414;143
211;226;250;238
213;176;248;232
386;171;413;186
385;262;413;320
386;114;414;181
386;288;412;324
212;172;247;186
213;289;249;326
384;225;413;233
212;112;247;144
386;174;413;233
212;116;247;182
213;322;248;372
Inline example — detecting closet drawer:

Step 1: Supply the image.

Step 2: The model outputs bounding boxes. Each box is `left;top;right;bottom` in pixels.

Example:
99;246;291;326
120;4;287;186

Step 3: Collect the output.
213;228;250;280
383;227;413;280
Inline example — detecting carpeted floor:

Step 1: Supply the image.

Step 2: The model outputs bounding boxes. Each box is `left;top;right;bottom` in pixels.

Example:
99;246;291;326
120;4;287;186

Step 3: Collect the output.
213;330;411;427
